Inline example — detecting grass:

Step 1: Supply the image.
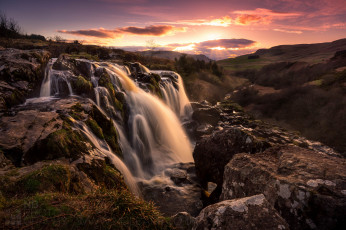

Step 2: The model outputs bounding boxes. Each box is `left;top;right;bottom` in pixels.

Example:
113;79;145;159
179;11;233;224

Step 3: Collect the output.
1;190;172;229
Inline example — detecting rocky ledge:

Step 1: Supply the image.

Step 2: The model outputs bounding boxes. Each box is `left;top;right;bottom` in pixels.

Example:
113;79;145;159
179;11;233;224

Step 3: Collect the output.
0;48;50;111
189;99;345;229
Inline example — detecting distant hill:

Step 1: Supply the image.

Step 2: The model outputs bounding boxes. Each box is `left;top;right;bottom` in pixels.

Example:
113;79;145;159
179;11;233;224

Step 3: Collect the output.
218;38;346;72
138;50;212;62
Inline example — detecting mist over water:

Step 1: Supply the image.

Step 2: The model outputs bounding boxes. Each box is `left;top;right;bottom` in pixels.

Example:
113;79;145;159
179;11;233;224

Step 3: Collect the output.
39;59;193;193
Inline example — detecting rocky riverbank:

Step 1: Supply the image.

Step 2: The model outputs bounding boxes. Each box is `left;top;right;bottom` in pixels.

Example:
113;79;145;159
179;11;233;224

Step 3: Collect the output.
0;47;345;229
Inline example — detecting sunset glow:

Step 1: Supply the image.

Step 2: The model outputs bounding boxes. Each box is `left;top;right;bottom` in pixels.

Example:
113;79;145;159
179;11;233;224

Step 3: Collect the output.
2;0;345;59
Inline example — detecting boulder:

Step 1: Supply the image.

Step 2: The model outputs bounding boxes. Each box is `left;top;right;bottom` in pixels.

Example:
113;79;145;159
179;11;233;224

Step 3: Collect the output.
0;48;50;111
171;212;196;230
194;194;289;230
220;146;346;229
193;127;270;189
0;97;122;166
192;106;221;126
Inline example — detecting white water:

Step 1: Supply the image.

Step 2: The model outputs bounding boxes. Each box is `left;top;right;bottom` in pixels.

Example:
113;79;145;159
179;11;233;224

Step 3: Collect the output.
152;71;193;119
39;59;193;192
40;58;74;97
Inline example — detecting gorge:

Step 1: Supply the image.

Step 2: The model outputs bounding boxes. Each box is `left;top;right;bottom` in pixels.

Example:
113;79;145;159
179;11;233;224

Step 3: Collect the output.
0;47;345;230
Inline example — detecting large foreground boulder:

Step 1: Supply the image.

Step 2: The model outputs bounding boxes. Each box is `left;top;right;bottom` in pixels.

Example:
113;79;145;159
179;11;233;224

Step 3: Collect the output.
220;146;346;229
193;127;270;189
0;97;122;166
194;194;289;230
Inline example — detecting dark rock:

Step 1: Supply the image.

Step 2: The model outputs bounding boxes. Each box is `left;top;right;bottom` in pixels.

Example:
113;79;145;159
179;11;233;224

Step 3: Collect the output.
171;212;196;230
166;168;188;185
193;127;270;189
220;145;346;230
141;163;203;217
0;48;50;110
192;107;221;126
0;98;121;166
194;194;289;230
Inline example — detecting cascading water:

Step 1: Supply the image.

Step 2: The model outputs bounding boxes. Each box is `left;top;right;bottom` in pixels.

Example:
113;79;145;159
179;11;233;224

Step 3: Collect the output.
40;58;74;97
38;58;194;193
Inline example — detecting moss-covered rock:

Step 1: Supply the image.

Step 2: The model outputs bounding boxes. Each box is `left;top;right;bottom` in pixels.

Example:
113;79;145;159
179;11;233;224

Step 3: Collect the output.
71;75;93;97
90;105;122;157
77;159;126;190
23;119;92;165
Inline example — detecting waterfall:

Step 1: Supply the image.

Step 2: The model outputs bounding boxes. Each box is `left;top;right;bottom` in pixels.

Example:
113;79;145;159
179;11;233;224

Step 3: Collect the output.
152;71;193;119
40;58;74;97
38;58;193;192
40;58;56;97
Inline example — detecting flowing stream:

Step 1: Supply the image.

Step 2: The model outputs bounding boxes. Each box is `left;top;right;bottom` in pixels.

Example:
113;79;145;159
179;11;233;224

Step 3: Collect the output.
38;59;193;194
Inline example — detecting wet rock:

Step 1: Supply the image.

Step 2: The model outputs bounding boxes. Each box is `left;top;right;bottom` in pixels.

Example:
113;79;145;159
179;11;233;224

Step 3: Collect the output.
53;54;93;79
0;97;121;166
166;168;188;185
141;163;203;217
0;48;50;111
171;212;196;230
195;123;214;137
192;106;221;126
194;194;289;230
193;127;270;190
220;145;346;230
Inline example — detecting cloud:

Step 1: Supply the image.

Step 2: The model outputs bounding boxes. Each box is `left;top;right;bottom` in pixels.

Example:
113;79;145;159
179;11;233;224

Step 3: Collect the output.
197;39;256;49
234;14;269;25
233;8;301;17
170;16;233;27
118;25;186;36
233;8;301;25
273;28;302;34
58;28;121;38
58;25;186;38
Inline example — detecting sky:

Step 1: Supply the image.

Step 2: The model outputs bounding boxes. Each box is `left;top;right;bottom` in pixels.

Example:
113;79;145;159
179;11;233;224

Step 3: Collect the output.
1;0;346;59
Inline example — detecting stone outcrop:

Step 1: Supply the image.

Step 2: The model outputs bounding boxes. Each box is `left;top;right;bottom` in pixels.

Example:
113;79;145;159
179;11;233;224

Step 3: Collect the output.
192;99;341;202
140;162;203;217
194;194;289;230
0;97;122;167
0;48;50;111
220;145;346;229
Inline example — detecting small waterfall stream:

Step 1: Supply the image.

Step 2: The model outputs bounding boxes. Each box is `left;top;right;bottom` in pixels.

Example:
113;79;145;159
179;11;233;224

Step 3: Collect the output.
38;58;194;194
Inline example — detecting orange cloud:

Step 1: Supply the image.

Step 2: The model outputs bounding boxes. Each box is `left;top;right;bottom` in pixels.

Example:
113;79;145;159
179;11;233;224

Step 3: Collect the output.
58;25;186;38
233;8;301;17
165;16;232;27
235;14;269;25
233;8;301;26
273;29;302;34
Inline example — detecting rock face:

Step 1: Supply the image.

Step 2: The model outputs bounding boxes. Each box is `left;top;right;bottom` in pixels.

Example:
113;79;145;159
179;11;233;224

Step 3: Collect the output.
0;97;122;166
220;146;346;229
192;99;341;201
193;127;270;189
0;48;50;111
194;194;289;230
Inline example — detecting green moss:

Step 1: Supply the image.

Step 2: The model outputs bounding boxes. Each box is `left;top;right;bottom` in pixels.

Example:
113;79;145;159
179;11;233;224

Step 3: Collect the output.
148;76;162;98
77;159;126;190
91;105;122;157
85;118;104;139
17;165;71;195
72;75;93;95
98;70;124;111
